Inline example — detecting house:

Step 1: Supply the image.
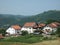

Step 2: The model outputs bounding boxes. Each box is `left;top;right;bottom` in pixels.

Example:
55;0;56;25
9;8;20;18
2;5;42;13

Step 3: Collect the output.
51;22;60;27
42;22;59;35
6;25;21;35
43;26;53;35
21;22;37;34
0;34;4;39
33;23;46;34
38;23;46;30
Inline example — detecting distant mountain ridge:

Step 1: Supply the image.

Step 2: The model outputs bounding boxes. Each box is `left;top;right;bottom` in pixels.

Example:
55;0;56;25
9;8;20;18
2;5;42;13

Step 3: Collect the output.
0;10;60;28
29;10;60;22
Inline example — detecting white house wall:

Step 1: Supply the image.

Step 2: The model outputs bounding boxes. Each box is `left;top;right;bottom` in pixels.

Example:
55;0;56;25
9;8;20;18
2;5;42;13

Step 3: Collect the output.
15;30;21;34
6;27;15;35
52;28;57;32
43;26;57;34
21;27;36;34
43;26;53;34
43;26;53;31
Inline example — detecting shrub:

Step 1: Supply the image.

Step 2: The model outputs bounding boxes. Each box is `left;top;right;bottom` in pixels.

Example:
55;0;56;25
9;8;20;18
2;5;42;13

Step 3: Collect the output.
21;31;28;35
56;27;60;37
0;28;6;36
0;35;43;43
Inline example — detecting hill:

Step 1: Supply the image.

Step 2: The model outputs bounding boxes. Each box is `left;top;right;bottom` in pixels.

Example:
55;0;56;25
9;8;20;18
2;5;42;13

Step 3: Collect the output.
0;14;26;28
27;10;60;22
0;10;60;28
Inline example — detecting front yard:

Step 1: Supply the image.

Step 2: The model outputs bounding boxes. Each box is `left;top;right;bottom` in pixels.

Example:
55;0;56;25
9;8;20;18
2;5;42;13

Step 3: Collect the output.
0;39;60;45
0;34;56;43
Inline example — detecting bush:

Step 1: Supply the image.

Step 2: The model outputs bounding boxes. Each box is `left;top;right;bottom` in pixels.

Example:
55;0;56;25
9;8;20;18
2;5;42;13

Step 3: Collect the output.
0;34;56;43
21;31;28;35
56;27;60;37
0;28;6;36
0;34;43;43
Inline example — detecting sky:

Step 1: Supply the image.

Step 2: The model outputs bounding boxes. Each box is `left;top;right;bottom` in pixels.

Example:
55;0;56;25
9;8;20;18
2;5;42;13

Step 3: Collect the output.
0;0;60;16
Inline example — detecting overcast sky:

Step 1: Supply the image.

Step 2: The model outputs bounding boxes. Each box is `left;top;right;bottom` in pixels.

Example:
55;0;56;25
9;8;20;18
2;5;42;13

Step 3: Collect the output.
0;0;60;16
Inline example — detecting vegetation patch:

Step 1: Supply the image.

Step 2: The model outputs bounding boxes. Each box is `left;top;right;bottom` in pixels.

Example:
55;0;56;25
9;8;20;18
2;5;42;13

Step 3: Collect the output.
0;34;56;43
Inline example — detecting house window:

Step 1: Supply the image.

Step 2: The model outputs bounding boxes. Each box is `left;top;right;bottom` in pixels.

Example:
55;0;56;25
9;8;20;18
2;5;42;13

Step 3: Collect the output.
17;31;20;34
45;29;50;32
29;28;31;29
17;32;19;33
45;29;47;31
48;29;50;30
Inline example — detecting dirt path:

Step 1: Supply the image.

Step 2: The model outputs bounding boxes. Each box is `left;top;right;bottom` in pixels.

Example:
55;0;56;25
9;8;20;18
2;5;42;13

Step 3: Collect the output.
29;40;60;45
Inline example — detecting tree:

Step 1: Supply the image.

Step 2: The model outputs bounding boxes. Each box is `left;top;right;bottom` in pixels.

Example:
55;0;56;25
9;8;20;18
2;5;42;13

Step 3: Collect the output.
46;19;57;24
56;27;60;37
0;28;6;36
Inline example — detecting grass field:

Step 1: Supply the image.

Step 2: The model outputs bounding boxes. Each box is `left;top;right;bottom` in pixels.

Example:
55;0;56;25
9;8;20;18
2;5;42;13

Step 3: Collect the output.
0;39;60;45
0;34;59;45
0;34;56;43
0;35;42;43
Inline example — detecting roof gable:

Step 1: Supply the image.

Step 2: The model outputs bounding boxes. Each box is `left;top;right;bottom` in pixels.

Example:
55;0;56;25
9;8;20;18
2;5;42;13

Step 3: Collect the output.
48;23;58;28
38;23;46;27
11;25;21;30
24;22;36;27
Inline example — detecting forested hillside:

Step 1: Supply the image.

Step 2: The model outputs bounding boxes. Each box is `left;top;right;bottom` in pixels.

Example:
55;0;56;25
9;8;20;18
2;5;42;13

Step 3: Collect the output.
0;10;60;28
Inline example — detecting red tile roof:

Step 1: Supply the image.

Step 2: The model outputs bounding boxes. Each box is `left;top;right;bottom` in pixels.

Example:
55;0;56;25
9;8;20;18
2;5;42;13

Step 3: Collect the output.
48;23;58;28
52;22;60;26
33;25;38;28
38;23;46;27
0;34;4;39
11;25;21;30
24;22;36;27
48;22;60;28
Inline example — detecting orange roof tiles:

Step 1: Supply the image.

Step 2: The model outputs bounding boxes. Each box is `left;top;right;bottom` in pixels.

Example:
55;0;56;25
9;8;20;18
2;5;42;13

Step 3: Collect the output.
52;22;60;26
11;25;21;30
24;22;36;27
48;22;60;28
0;34;4;39
48;23;58;28
38;23;46;27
